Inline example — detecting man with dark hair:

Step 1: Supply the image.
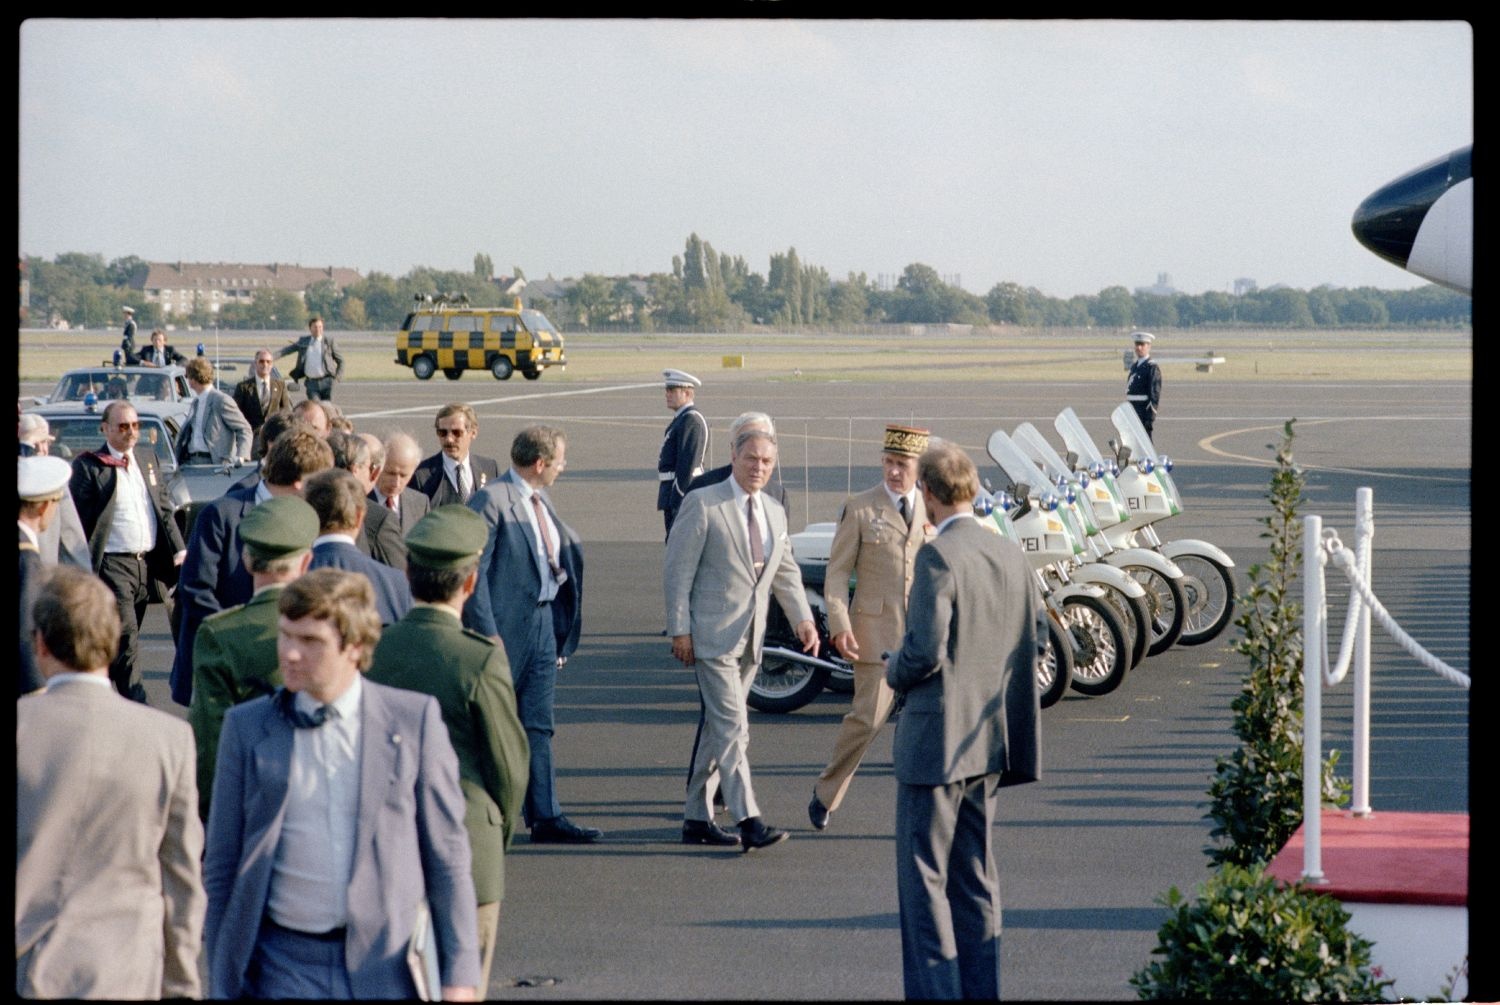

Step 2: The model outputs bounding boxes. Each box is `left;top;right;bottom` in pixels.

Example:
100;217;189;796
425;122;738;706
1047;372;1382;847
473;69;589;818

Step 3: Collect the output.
665;424;816;851
18;566;205;999
886;441;1044;1000
188;495;320;820
69;400;186;702
369;505;529;994
132;328;188;368
177;356;253;466
276;315;344;401
233;347;291;435
465;424;599;844
169;428;334;706
305;468;412;625
203;568;480;999
413;402;502;506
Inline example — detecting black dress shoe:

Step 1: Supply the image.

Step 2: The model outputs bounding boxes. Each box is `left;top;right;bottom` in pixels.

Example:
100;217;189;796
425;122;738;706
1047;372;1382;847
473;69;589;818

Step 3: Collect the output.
530;816;604;844
682;820;741;847
808;792;830;831
739;816;789;853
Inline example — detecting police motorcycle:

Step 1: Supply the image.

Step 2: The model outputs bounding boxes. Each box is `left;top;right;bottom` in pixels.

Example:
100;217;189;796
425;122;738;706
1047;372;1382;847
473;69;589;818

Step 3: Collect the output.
1010;420;1188;659
1054;406;1238;646
984;429;1137;697
745;531;856;714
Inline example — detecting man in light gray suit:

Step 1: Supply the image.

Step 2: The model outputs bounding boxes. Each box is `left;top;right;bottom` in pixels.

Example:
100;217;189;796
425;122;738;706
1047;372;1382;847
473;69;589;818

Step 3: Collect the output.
665;424;817;851
177;356;254;465
17;567;205;999
203;568;480;999
885;441;1043;1000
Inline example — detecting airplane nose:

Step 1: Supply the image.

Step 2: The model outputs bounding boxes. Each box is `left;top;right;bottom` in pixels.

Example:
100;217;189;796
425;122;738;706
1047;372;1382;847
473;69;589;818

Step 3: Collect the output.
1351;146;1471;271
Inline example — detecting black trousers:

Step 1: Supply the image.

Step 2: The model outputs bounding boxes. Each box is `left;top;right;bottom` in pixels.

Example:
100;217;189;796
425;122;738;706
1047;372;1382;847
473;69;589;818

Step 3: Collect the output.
304;376;336;401
99;553;151;703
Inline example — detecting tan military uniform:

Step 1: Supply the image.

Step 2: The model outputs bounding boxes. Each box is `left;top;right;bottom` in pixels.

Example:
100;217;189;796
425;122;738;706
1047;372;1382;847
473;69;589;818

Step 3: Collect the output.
815;482;930;811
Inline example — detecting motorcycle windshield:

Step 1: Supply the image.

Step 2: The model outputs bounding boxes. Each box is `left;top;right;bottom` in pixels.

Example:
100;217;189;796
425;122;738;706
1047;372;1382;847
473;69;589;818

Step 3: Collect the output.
985;428;1050;493
1012;423;1075;483
1110;402;1159;464
1055;407;1108;467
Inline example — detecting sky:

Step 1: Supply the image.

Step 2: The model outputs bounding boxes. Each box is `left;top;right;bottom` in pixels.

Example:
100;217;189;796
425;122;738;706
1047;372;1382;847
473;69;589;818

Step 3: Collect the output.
19;19;1473;298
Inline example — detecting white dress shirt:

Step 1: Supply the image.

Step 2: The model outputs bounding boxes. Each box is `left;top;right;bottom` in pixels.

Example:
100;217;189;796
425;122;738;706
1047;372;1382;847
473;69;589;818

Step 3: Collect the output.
267;676;363;933
729;477;773;569
510;471;562;603
102;448;157;554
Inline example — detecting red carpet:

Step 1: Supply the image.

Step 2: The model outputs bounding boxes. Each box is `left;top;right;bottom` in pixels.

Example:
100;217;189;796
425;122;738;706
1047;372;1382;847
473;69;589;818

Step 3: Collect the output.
1266;810;1468;906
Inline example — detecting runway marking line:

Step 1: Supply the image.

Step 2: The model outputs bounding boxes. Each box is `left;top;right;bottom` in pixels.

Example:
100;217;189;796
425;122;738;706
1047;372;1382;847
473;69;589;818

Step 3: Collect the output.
1199;419;1470;483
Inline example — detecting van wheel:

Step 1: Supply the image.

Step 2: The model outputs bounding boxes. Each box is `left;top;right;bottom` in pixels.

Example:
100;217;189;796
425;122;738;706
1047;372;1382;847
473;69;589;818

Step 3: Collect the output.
412;354;437;380
523;369;541;380
443;368;463;381
490;357;514;380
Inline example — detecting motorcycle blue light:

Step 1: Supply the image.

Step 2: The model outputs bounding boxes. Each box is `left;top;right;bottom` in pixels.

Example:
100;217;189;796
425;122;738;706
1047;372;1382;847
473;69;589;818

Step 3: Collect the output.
1088;461;1106;479
1138;458;1155;474
997;491;1013;511
1078;471;1090;489
1109;460;1120;476
1161;455;1173;472
974;495;993;516
1064;485;1077;504
1040;491;1059;512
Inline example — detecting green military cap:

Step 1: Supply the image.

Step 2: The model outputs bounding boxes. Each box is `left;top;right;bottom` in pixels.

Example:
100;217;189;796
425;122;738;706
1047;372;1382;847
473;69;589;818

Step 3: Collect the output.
240;496;320;561
407;504;489;570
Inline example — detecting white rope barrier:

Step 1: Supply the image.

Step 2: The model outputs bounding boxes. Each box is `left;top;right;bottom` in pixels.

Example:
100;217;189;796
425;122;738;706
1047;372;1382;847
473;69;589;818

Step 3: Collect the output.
1322;531;1470;690
1301;487;1468;882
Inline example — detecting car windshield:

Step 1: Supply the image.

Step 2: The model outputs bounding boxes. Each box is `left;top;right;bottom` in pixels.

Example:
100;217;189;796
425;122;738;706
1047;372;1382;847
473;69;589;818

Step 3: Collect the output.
39;415;177;471
521;310;559;338
50;370;176;403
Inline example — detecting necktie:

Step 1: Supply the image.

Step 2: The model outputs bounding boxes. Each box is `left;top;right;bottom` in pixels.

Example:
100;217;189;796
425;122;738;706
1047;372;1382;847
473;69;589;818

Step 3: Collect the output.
457;464;472;502
531;494;560;578
385;495;397;511
275;688;335;728
120;453;130;471
899;496;912;529
747;497;766;577
261;380;271;410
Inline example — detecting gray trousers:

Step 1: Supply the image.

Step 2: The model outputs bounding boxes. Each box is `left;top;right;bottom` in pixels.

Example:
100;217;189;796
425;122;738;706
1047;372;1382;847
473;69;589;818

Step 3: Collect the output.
895;774;1002;1000
684;641;761;824
248;921;355;999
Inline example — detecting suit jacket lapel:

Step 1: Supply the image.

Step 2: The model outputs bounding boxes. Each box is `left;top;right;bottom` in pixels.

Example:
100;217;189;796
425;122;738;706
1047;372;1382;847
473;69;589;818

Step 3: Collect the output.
757;496;785;584
717;483;753;574
250;707;294;820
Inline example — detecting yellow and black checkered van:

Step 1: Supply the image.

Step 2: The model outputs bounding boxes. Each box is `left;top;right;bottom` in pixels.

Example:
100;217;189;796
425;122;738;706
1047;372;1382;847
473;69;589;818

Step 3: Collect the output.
395;298;567;381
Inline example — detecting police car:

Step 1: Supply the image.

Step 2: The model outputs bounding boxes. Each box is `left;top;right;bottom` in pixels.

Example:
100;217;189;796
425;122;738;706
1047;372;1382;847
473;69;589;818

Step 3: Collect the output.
395;294;567;381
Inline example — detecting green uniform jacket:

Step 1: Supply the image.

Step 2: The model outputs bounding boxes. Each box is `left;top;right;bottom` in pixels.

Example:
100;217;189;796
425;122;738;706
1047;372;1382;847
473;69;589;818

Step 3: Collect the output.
188;585;286;822
368;604;529;904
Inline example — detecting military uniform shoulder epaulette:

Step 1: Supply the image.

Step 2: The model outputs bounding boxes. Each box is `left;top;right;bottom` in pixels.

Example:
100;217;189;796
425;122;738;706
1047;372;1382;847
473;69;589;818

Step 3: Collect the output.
201;602;250;627
18;540;39;553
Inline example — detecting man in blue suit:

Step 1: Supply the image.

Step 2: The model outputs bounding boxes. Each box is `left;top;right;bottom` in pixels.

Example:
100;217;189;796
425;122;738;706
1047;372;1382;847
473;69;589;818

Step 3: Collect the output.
465;424;601;844
169;429;334;706
203;568;480;999
304;468;413;626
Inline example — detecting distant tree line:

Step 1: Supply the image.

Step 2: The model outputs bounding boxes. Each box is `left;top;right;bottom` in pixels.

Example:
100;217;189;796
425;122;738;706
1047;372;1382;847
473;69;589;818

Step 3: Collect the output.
22;243;1472;333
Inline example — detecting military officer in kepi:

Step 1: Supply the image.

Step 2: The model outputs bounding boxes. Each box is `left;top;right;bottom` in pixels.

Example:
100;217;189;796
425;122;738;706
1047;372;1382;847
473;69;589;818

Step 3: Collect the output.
656;369;710;540
1125;331;1162;442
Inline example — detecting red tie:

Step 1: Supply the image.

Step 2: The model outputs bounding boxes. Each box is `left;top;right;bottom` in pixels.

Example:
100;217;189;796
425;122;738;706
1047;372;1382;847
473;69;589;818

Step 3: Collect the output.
747;497;766;576
385;495;397;511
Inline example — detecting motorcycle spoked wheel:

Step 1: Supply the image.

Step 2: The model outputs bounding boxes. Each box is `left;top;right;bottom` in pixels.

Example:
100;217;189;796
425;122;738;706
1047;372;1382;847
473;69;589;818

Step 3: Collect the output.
1172;553;1237;646
1097;583;1148;669
1038;614;1075;708
1124;564;1187;657
1061;594;1130;697
746;654;833;713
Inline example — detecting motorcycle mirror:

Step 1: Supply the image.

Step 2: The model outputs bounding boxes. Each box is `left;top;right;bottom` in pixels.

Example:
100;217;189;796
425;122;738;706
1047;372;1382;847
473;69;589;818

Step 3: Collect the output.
983;477;993;492
1065;449;1079;470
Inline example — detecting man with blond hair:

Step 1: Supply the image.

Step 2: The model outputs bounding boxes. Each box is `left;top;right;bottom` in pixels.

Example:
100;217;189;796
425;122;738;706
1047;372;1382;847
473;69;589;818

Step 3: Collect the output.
177;356;253;466
413;402;502;507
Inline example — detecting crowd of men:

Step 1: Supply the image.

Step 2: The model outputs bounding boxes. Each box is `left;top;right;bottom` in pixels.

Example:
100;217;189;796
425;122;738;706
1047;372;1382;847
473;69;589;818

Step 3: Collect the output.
17;352;1070;999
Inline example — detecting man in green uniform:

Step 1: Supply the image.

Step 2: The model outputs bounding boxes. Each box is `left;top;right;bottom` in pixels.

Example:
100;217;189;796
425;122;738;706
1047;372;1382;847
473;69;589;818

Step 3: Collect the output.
187;496;319;821
367;505;529;996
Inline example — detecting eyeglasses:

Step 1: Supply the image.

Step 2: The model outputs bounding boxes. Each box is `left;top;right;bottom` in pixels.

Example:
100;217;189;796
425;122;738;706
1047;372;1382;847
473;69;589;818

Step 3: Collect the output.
111;421;141;431
436;427;467;439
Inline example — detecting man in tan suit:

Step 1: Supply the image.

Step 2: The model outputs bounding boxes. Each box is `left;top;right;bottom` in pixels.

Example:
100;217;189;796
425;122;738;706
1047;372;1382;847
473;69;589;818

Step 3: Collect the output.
16;567;205;999
809;425;931;831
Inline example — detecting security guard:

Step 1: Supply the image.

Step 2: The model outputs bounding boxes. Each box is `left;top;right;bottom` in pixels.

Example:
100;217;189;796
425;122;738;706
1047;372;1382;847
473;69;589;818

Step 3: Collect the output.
656;369;709;539
120;306;138;359
19;456;76;696
187;495;320;820
367;505;529;995
1126;331;1162;441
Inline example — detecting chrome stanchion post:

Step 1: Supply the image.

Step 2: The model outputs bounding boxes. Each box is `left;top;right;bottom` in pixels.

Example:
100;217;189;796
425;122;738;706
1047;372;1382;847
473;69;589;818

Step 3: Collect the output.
1302;513;1326;883
1352;487;1374;816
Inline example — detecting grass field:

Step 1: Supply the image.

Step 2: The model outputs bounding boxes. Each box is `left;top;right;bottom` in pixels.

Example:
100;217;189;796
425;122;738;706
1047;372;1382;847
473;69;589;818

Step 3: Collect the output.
17;326;1472;386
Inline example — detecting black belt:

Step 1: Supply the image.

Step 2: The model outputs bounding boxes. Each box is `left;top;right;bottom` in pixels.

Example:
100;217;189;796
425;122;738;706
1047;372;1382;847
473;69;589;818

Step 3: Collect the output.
105;550;147;560
264;917;346;942
185;451;214;462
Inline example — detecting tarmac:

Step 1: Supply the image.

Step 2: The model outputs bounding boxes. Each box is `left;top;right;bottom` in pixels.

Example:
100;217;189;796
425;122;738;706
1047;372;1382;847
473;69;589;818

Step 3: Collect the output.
86;366;1471;1000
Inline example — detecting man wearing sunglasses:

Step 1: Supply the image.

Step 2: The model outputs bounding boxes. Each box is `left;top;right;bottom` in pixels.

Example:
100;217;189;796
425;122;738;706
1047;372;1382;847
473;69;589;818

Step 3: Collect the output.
68;401;186;703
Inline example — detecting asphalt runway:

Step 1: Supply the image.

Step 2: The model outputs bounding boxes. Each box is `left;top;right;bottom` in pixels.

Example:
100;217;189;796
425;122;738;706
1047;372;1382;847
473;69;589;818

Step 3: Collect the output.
108;369;1469;1000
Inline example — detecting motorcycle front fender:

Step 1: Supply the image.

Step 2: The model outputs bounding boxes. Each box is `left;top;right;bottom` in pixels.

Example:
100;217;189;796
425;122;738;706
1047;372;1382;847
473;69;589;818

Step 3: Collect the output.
1104;547;1184;579
1161;539;1236;568
760;646;848;676
1067;562;1147;597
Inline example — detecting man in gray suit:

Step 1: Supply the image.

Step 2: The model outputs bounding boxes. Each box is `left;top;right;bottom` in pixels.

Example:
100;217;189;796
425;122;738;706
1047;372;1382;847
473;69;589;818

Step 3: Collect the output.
17;567;205;999
665;424;817;851
177;356;254;465
371;431;431;537
203;567;480;999
885;441;1043;1000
